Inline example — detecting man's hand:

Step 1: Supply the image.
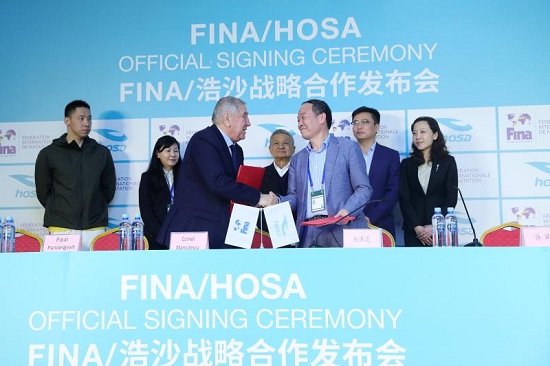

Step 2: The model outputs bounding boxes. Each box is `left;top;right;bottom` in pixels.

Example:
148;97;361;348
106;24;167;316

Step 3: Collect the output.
335;209;350;225
257;192;279;207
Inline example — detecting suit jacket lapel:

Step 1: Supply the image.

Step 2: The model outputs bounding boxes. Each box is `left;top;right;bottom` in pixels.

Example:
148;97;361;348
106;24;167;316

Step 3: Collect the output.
325;135;338;187
426;161;440;195
369;147;381;183
210;125;235;173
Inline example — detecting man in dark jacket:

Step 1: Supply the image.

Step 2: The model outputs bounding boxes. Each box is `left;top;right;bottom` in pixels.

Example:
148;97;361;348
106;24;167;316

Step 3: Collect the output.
35;100;116;250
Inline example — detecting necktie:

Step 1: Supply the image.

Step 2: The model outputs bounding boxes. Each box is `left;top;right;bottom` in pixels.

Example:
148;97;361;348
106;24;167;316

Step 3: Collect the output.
229;144;240;174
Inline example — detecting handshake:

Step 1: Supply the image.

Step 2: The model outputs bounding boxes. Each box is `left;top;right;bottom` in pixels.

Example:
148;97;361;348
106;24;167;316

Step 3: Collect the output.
257;192;279;208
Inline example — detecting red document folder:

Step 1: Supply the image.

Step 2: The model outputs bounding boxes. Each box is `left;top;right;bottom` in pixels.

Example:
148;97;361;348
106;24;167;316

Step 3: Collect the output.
301;216;356;227
236;165;265;189
230;165;265;211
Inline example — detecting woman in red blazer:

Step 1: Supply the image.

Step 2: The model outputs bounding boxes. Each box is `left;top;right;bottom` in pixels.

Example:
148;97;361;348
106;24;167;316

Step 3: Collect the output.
399;117;458;247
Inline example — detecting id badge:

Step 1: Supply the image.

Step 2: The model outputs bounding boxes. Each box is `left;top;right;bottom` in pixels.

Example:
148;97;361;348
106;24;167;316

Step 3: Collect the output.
310;189;325;212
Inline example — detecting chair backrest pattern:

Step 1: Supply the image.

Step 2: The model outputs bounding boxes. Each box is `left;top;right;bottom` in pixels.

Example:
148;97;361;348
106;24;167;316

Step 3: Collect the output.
90;228;149;251
15;229;43;252
480;222;522;247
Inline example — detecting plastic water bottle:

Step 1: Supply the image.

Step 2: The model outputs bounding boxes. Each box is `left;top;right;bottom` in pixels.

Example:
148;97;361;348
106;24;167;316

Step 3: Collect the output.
431;207;446;247
1;216;16;253
445;207;459;247
131;214;145;250
119;214;132;251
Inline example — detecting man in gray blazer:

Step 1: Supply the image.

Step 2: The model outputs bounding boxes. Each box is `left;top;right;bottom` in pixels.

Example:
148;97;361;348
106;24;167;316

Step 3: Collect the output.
280;99;373;248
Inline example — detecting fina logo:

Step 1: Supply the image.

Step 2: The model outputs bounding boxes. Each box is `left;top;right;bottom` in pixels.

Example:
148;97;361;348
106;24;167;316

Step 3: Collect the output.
526;161;550;187
10;174;36;198
0;128;17;155
94;129;128;152
258;124;298;147
511;207;536;222
437;118;473;143
233;219;251;234
159;124;181;136
331;119;352;139
506;113;532;142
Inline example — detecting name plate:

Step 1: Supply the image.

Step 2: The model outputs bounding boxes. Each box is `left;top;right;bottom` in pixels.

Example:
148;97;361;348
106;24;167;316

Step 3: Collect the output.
170;232;209;250
521;226;550;247
343;228;382;248
43;234;82;252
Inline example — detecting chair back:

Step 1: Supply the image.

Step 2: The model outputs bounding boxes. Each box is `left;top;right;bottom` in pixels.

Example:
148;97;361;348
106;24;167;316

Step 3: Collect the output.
90;228;149;251
480;222;522;247
368;224;396;247
15;229;43;252
90;228;120;251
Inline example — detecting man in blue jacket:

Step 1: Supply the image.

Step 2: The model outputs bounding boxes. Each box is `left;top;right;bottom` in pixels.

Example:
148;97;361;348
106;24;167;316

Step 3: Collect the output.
351;106;400;239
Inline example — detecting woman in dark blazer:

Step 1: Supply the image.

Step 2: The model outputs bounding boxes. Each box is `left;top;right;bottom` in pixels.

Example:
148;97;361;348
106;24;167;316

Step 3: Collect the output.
399;117;458;247
139;136;181;250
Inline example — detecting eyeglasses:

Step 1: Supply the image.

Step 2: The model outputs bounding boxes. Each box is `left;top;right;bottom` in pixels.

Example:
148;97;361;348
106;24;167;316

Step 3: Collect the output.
351;119;373;126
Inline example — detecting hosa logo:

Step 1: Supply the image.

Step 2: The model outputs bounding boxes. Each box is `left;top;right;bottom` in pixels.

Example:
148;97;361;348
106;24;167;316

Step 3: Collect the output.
527;162;550;187
506;113;533;142
437;118;472;143
10;174;36;198
456;211;477;236
272;215;291;237
258;123;298;148
0;128;17;155
107;216;120;229
95;129;128;152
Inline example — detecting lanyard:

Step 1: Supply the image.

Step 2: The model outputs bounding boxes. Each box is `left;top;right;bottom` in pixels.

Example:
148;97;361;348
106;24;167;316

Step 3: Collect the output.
307;153;326;189
169;183;174;204
164;172;174;204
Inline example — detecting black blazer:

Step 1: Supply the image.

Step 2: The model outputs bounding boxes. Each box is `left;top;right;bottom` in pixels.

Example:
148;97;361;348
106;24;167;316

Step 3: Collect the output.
399;155;458;233
157;125;261;249
138;166;178;250
258;163;291;235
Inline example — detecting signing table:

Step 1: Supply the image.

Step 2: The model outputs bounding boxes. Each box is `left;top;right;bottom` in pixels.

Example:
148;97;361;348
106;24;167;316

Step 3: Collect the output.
1;248;549;365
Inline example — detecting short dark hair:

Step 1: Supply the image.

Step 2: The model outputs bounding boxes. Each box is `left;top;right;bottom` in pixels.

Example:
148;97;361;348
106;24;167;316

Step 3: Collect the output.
410;116;449;164
64;100;90;118
351;106;380;125
302;99;333;129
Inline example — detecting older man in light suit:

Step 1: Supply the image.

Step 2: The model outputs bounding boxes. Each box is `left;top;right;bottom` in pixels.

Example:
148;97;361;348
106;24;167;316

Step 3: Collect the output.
280;99;373;248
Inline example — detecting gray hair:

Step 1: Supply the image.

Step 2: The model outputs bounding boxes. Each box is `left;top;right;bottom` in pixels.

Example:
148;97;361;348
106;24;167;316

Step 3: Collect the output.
211;96;246;125
270;129;295;145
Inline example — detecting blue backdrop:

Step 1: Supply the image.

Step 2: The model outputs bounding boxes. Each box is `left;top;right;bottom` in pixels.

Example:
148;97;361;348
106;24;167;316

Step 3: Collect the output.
1;0;549;243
